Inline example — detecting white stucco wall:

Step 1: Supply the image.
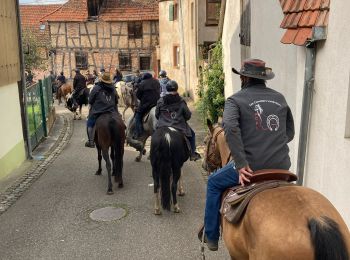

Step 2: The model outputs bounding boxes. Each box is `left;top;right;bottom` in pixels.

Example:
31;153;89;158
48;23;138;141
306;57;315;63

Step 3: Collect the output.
222;0;350;226
304;0;350;225
0;83;24;159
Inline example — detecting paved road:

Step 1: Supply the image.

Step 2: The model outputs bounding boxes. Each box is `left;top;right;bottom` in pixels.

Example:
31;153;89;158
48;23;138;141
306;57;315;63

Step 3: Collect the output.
0;105;229;260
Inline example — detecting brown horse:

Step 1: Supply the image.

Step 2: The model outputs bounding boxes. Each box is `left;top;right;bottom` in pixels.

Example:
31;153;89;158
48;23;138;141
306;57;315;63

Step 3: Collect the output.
203;119;350;260
56;83;72;105
94;113;126;194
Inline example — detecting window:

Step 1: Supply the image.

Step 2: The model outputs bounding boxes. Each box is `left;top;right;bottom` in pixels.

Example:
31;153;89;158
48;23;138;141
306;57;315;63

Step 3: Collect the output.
88;0;103;18
140;56;151;71
128;22;143;39
240;0;251;46
206;0;221;26
119;53;132;71
191;2;194;29
173;45;180;68
345;72;350;138
200;42;215;60
169;3;179;21
75;51;88;70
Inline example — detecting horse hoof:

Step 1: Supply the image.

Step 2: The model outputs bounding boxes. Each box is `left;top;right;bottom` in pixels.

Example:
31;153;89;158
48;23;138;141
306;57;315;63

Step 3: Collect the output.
154;209;161;215
95;170;102;175
178;192;185;197
174;206;181;213
78;117;82;120
142;149;146;155
107;190;114;195
118;183;124;188
135;157;141;162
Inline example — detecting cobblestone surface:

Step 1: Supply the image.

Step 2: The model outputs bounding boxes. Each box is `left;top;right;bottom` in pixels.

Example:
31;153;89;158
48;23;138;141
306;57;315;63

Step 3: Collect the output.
0;115;73;215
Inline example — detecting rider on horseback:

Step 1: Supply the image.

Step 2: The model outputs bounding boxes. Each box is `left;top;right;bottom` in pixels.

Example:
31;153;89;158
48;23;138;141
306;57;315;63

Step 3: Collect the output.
199;59;295;251
85;72;119;148
72;69;87;109
159;70;170;97
155;80;201;161
134;72;160;138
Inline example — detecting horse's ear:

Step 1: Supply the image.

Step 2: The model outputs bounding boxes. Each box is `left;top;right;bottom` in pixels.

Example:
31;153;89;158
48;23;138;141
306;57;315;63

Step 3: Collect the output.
207;118;214;133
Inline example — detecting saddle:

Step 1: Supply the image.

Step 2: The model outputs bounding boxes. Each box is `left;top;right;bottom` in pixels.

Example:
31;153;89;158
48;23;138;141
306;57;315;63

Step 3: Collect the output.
220;169;297;224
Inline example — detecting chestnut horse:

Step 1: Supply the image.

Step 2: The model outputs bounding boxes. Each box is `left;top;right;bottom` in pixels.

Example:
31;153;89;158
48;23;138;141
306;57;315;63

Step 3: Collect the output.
56;83;72;105
94;113;126;194
203;119;350;260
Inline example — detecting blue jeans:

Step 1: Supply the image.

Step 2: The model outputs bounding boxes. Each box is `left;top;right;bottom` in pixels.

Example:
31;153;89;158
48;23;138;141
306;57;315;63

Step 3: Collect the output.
204;161;239;242
87;116;96;128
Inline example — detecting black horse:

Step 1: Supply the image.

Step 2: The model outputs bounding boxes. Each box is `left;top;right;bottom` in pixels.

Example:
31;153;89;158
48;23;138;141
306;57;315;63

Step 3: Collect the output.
95;113;126;194
150;127;190;215
66;88;90;119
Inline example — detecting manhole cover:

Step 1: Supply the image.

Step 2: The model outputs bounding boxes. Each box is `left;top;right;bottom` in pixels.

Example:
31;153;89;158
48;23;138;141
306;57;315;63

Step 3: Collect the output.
89;206;126;222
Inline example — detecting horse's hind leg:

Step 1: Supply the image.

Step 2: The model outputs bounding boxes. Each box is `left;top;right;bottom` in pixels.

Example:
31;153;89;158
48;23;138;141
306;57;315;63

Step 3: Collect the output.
95;145;102;175
172;167;181;213
178;170;185;196
102;149;113;195
78;105;82;120
110;146;115;176
152;167;161;215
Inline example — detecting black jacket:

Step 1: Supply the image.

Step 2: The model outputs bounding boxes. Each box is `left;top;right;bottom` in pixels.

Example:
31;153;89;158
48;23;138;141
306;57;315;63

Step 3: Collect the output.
223;82;294;171
155;94;192;137
73;73;86;98
88;82;118;118
136;76;160;114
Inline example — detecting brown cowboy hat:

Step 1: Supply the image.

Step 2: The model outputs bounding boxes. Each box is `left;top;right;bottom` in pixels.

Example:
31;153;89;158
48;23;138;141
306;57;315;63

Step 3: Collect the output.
100;72;113;84
232;59;275;80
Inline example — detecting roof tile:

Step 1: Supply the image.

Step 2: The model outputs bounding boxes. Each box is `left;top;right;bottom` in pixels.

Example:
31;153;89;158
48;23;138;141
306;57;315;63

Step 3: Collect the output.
281;29;299;44
279;0;330;45
293;28;312;45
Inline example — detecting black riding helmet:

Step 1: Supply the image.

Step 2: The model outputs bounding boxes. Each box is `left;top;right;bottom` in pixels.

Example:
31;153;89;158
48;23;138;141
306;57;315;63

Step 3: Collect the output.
166;80;178;92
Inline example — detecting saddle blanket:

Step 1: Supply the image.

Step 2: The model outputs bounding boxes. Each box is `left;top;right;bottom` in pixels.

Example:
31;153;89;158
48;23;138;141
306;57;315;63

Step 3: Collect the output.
220;180;294;224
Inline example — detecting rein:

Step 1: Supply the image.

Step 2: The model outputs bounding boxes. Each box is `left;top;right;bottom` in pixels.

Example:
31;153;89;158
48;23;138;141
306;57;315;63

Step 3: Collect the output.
206;126;231;170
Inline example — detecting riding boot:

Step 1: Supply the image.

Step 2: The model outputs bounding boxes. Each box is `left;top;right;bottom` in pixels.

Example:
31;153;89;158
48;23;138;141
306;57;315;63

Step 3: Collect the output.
85;127;95;148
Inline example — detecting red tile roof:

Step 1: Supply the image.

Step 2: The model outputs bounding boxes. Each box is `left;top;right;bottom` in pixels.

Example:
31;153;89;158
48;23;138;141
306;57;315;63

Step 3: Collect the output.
20;4;61;45
279;0;330;45
40;0;88;22
39;0;159;22
99;0;159;21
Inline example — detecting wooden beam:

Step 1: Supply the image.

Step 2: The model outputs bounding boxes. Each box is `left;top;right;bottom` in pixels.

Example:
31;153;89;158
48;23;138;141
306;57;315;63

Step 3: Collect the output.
55;23;61;47
84;23;93;48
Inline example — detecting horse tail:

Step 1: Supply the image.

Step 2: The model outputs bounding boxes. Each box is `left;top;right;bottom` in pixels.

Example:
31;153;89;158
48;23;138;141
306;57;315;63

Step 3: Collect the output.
308;216;349;260
158;131;172;211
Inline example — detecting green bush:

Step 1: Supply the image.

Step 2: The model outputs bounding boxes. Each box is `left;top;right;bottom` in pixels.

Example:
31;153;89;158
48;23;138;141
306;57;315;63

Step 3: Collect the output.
197;42;225;123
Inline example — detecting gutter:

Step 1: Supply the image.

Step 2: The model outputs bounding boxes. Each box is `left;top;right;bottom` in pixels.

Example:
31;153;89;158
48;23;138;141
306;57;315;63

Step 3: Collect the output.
15;0;33;159
297;26;327;185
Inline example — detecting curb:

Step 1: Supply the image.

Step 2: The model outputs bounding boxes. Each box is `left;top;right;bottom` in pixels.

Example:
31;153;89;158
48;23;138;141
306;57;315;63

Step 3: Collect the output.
0;114;73;215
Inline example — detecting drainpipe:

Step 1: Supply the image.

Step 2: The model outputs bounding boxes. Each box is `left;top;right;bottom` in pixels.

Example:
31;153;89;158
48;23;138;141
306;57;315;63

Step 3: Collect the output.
178;0;189;96
15;0;33;159
296;27;327;185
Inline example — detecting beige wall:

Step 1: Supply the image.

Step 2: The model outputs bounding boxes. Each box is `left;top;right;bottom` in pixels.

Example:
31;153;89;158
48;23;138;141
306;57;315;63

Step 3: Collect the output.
159;0;218;99
222;0;350;226
0;83;26;177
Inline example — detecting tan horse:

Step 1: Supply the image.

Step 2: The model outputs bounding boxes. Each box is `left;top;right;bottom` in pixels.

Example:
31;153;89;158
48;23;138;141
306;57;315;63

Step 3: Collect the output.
203;119;350;260
56;82;72;106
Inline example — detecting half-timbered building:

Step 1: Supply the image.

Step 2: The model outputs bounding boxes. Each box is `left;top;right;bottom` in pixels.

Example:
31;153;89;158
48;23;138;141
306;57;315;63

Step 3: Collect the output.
41;0;159;77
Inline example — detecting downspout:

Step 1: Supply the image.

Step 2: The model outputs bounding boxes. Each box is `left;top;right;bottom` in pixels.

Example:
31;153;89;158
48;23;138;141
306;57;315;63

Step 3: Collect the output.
15;0;33;159
297;27;327;185
178;0;189;95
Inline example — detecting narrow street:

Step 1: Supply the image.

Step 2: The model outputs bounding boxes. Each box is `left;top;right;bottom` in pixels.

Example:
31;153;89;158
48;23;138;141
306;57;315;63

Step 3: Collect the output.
0;105;229;260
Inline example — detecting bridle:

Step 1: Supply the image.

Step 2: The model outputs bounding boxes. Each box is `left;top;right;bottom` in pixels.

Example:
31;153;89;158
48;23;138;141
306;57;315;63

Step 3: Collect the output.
205;126;226;171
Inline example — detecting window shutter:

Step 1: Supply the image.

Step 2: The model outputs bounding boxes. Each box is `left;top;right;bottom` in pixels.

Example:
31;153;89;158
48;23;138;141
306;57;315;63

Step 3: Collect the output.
240;0;251;46
169;4;174;21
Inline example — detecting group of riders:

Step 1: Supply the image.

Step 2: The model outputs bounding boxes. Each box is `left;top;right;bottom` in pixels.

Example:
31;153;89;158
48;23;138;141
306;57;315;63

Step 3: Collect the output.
52;58;295;252
51;67;202;162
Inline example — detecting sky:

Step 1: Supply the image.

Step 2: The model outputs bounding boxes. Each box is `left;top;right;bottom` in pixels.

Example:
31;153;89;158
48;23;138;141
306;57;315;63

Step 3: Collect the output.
19;0;67;4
